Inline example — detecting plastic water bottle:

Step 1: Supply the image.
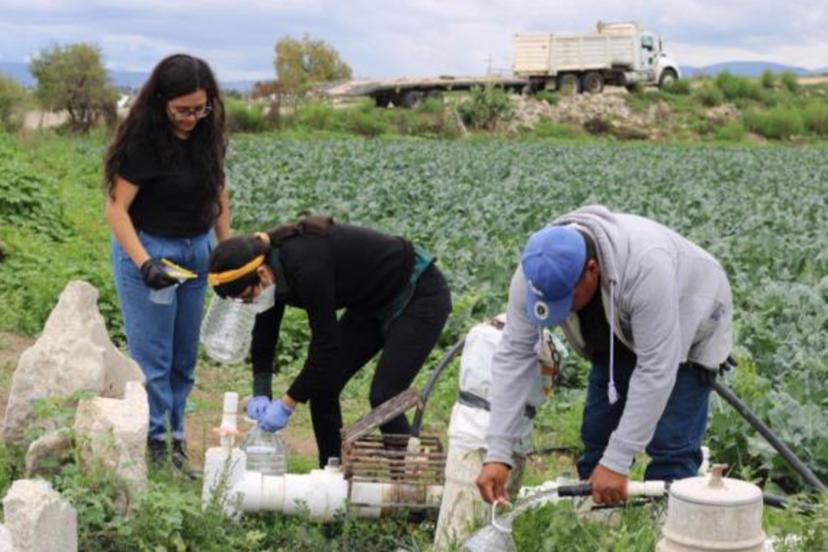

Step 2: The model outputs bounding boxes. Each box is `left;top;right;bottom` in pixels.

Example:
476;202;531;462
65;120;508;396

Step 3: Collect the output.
243;426;288;475
200;293;256;364
149;283;179;305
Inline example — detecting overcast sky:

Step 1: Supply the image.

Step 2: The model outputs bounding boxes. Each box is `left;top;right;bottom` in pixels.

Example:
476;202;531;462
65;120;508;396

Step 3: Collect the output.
1;1;826;81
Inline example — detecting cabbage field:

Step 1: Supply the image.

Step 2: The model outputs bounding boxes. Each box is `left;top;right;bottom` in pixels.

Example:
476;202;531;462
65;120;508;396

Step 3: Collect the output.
226;136;828;492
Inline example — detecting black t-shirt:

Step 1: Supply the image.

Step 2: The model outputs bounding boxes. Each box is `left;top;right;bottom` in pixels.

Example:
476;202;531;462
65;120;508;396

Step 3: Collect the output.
577;281;637;367
250;223;416;402
117;137;215;237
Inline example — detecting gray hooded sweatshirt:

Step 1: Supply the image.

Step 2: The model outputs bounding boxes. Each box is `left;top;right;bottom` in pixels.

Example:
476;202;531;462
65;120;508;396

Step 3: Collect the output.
485;205;733;474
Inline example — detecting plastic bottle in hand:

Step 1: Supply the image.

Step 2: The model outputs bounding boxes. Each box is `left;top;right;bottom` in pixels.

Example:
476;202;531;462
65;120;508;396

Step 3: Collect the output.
243;425;288;476
200;294;256;364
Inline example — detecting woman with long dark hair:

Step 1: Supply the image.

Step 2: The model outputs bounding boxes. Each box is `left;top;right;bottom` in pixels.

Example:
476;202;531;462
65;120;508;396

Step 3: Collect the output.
207;216;452;468
104;54;230;476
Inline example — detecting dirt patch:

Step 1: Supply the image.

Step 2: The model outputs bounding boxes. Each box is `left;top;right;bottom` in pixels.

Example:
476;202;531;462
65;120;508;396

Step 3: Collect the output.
799;75;828;85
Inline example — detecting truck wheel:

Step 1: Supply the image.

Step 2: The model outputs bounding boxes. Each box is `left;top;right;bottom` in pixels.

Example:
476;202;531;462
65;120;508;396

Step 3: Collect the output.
582;72;604;94
658;69;678;89
557;74;580;95
401;90;425;108
374;95;391;108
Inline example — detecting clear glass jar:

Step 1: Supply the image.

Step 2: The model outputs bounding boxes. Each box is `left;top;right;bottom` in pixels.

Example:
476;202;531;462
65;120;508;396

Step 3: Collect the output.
242;426;288;476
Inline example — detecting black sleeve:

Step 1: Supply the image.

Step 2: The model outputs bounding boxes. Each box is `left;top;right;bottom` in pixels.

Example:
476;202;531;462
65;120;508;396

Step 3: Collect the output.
117;140;157;186
285;239;339;404
250;301;286;398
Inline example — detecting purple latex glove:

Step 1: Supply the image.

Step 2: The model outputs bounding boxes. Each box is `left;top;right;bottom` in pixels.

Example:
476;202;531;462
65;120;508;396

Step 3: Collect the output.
246;396;270;421
258;399;294;433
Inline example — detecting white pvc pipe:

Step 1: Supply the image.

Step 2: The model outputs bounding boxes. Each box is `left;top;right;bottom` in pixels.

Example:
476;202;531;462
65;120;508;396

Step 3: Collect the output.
202;445;444;521
219;392;239;448
203;390;440;521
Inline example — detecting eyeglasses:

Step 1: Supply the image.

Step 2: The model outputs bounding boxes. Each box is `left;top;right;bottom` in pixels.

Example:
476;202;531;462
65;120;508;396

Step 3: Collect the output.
167;103;212;122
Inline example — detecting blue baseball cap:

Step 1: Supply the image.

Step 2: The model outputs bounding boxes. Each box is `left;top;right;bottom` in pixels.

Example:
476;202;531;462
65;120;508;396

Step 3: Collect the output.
521;226;586;327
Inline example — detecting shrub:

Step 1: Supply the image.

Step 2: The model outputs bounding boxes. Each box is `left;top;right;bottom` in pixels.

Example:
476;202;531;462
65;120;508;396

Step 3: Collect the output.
341;105;389;137
225;98;269;133
743;107;805;139
457;85;514;130
715;120;747;142
292;101;338;131
780;71;799;93
714;71;763;102
760;69;776;90
0;74;25;132
416;96;445;114
694;81;725;107
0;154;69;239
803;102;828;135
662;78;692;95
384;103;461;139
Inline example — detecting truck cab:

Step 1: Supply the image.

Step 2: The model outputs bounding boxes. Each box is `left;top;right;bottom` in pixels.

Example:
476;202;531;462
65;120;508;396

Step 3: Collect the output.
640;32;681;88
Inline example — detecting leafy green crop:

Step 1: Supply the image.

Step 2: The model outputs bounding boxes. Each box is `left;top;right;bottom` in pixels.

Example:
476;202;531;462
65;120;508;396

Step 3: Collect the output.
226;136;828;490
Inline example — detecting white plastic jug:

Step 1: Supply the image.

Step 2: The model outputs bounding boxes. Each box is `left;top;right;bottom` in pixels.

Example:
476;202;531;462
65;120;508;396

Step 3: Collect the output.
200;293;256;364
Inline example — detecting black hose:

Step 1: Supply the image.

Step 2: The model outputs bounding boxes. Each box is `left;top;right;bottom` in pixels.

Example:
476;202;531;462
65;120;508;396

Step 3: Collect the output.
762;493;787;509
711;379;827;493
557;483;593;497
410;336;466;437
559;483;790;510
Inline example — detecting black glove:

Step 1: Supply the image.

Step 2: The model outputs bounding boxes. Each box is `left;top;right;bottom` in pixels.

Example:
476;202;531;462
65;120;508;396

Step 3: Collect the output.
140;258;179;290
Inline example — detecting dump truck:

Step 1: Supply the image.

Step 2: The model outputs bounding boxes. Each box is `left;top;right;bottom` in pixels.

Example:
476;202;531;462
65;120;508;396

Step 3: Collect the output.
513;21;682;93
321;21;681;107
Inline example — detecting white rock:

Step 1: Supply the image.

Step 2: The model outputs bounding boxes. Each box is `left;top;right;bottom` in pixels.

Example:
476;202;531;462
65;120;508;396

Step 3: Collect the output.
2;281;144;447
2;479;77;552
0;524;14;552
73;381;149;497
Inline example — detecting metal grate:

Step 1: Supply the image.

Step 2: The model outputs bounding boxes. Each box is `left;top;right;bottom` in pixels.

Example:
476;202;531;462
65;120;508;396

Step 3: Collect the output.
340;388;447;511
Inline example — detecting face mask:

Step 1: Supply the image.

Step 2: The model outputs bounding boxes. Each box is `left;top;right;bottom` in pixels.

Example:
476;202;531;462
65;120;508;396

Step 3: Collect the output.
244;282;276;314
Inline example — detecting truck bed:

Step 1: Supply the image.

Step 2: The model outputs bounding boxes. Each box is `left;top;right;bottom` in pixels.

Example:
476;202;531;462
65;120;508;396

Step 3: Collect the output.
320;75;529;98
513;33;638;76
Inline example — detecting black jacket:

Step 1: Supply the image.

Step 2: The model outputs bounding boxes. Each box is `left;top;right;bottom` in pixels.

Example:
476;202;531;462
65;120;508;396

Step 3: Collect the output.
251;223;415;402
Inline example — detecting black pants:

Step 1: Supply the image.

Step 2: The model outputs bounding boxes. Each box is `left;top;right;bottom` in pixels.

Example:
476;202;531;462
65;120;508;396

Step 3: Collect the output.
308;264;452;467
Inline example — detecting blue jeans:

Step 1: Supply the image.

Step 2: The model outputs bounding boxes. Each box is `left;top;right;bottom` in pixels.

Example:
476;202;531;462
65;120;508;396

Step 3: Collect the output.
112;230;212;441
577;355;712;481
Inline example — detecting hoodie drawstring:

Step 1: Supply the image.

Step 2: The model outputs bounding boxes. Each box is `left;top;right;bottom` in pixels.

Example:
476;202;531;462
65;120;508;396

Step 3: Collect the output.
608;280;619;405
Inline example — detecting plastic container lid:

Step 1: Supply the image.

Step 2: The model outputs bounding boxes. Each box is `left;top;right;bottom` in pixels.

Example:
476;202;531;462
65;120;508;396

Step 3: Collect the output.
670;474;762;507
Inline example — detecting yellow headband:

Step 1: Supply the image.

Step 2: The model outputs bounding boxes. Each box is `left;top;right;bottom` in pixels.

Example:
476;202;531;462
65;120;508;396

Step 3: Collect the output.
208;255;266;287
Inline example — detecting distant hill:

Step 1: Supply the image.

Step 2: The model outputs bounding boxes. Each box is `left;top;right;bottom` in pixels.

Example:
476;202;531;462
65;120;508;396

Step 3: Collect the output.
0;61;256;92
680;61;812;78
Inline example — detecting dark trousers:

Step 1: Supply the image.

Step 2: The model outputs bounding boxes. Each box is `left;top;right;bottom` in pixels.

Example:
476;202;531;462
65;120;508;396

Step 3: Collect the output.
309;264;452;467
577;355;713;481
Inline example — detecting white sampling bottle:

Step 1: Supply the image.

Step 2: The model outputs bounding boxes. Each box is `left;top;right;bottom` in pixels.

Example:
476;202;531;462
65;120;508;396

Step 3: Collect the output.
243;425;288;475
200;293;257;364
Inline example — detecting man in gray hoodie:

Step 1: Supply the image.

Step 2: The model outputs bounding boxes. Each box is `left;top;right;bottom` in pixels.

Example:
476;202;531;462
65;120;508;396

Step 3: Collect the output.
476;205;732;505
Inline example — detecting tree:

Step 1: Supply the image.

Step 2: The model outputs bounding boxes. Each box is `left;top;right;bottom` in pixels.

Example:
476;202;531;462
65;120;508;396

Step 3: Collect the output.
0;73;25;132
274;34;352;93
30;43;118;132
